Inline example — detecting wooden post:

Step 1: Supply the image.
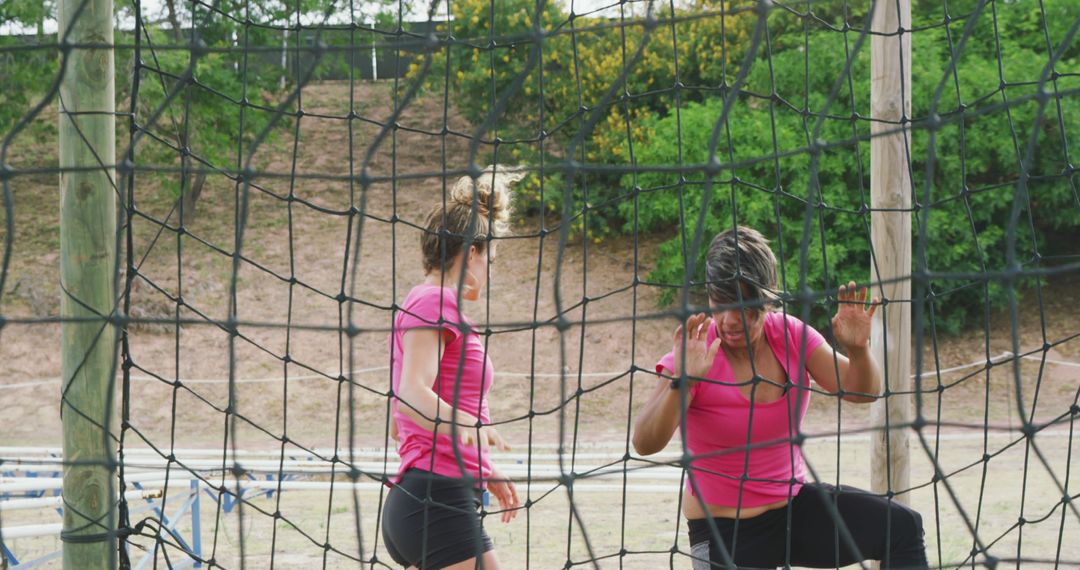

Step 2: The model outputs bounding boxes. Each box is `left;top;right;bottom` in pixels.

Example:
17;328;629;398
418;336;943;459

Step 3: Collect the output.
59;0;118;566
870;0;912;505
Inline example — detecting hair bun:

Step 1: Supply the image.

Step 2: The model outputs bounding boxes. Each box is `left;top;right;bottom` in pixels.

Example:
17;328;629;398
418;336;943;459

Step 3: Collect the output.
449;165;526;225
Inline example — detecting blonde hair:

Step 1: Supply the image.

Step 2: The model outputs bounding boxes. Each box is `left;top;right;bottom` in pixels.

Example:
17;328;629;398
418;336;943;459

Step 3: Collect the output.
421;165;526;274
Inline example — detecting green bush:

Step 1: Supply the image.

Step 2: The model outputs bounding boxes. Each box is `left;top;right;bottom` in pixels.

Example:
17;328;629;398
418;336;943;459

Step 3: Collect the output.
0;1;57;138
419;0;756;237
0;36;58;138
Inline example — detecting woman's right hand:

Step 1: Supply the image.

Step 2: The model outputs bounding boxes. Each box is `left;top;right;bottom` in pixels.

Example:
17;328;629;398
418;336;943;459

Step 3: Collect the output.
487;467;521;523
671;313;723;383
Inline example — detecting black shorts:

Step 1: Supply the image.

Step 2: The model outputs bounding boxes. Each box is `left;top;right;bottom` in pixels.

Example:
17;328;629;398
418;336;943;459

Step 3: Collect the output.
381;469;494;569
687;482;927;569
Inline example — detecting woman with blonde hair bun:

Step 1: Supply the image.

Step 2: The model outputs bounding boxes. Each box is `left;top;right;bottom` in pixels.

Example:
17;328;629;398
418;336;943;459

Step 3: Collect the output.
381;166;525;570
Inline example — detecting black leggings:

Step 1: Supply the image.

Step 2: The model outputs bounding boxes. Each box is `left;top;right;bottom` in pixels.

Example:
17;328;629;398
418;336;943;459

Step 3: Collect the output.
687;483;928;569
381;469;493;569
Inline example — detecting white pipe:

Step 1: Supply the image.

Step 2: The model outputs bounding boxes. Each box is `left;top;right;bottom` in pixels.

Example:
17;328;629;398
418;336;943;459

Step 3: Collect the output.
1;456;683;476
0;477;681;496
1;442;658;456
2;460;677;473
164;480;681;494
2;458;687;475
1;464;683;492
0;523;63;540
0;448;679;464
4;426;1075;466
0;470;199;492
0;489;163;512
0;479;66;493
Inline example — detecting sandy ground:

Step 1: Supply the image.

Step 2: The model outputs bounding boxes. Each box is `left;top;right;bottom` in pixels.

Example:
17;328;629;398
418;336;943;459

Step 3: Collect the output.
4;435;1078;568
2;81;1079;568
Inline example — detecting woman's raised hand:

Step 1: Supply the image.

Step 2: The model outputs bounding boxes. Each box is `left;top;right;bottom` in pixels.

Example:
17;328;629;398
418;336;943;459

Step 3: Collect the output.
832;281;879;352
671;313;723;383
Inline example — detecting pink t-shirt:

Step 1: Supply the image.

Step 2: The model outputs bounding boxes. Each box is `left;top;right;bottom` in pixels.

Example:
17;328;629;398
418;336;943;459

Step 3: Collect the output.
656;312;826;508
390;284;494;487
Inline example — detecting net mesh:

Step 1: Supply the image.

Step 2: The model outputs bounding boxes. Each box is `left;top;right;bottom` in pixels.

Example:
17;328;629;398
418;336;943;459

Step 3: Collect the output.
1;0;1079;568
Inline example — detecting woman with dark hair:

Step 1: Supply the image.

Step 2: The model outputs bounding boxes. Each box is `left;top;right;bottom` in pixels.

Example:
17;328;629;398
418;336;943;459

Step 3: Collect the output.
381;167;525;570
632;226;928;569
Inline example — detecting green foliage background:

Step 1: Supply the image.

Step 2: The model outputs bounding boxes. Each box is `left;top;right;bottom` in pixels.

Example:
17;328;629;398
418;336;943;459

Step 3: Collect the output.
428;0;1080;333
2;0;360;198
1;1;58;137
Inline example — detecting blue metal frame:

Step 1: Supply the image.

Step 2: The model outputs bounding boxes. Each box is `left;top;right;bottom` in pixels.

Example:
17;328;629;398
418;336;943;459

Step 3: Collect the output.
130;482;200;561
1;462;61;567
209;473;293;514
2;470;301;568
132;485;201;570
190;479;202;569
2;539;20;566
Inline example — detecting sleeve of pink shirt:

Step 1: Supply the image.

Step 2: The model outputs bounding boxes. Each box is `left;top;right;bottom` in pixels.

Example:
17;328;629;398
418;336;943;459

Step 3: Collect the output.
397;287;464;344
781;313;826;354
655;350;703;397
656;350;675;376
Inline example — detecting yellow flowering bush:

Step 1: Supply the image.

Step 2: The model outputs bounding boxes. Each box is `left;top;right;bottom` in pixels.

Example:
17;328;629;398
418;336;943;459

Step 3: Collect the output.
407;0;756;237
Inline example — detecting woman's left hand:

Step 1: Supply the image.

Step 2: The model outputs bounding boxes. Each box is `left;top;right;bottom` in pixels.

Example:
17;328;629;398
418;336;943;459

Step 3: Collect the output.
831;281;879;352
461;425;511;452
488;468;521;523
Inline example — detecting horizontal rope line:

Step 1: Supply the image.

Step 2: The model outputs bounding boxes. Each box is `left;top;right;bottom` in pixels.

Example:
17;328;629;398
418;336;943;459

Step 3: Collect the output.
2;351;1073;390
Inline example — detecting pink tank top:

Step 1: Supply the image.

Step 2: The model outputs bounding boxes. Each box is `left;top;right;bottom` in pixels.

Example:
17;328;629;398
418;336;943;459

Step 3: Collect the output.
656;312;825;508
390;284;494;487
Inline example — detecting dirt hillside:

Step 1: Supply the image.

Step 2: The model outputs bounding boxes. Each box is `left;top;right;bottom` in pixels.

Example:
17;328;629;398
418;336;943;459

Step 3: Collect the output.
1;80;1077;453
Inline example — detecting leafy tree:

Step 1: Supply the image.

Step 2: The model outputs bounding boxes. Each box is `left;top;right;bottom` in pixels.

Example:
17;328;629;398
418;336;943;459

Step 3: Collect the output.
0;0;58;136
629;2;1080;332
124;0;387;222
418;0;756;236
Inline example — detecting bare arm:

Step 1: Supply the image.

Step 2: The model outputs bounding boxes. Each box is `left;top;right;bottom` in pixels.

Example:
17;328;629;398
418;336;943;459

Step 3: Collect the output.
806;281;882;404
806;344;881;403
632;314;720;455
632;373;689;455
396;328;481;435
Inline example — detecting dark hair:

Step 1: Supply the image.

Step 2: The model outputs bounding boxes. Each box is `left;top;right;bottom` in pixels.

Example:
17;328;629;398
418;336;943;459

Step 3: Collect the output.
420;166;525;274
705;226;779;308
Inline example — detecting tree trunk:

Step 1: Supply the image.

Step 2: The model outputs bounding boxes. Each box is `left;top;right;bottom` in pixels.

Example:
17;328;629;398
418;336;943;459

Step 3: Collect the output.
164;0;182;42
179;170;207;227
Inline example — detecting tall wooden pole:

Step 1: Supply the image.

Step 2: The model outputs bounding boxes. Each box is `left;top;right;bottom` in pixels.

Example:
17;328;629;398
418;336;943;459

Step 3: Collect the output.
59;0;118;566
870;0;912;505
